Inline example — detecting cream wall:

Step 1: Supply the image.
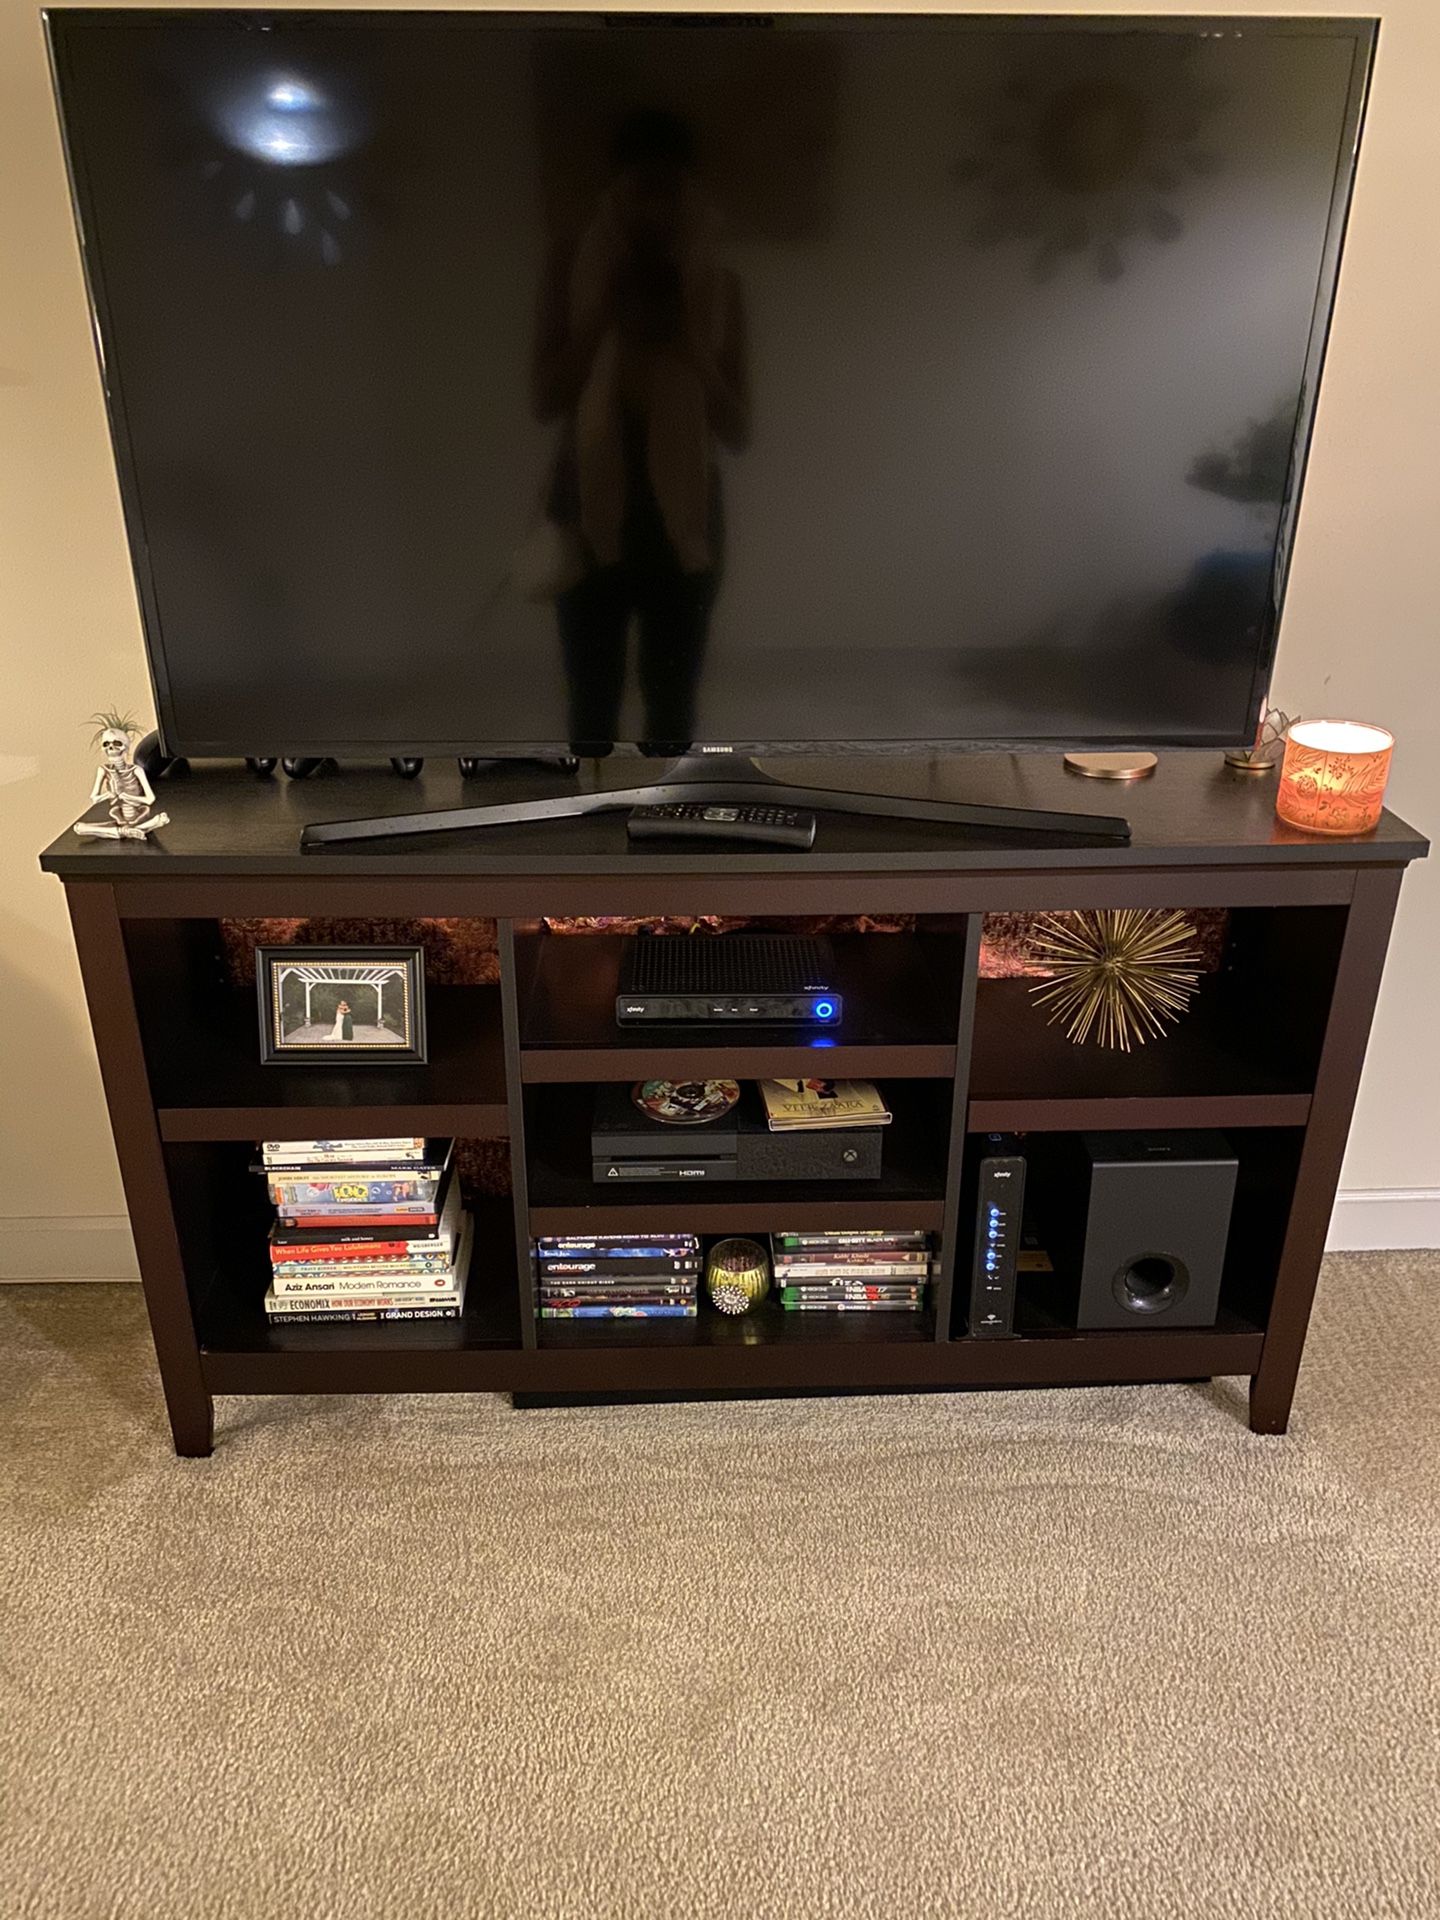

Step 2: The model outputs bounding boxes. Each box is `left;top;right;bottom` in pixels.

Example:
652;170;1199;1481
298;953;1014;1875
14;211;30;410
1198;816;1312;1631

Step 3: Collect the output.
3;1;1437;1273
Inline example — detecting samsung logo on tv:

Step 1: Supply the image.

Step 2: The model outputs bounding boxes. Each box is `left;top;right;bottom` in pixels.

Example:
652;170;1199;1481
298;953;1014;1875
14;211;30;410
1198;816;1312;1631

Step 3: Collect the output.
698;744;734;754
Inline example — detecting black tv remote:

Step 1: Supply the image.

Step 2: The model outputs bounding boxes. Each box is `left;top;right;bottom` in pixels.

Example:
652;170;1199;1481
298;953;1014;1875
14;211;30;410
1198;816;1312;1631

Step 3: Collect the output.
626;803;817;850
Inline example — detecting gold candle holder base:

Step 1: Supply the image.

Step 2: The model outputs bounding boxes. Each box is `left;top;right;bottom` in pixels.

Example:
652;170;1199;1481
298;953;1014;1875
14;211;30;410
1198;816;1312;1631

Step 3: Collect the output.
1063;751;1158;782
1223;750;1278;774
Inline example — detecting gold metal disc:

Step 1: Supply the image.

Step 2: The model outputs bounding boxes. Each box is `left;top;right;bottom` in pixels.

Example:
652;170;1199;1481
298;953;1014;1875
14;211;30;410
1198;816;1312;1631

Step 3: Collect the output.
1063;751;1158;781
1223;751;1278;774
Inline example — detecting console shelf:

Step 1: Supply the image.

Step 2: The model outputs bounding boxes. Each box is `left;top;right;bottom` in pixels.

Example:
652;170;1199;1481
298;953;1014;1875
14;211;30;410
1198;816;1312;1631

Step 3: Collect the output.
199;1319;1266;1400
523;1080;948;1234
519;930;962;1081
41;753;1425;1454
148;983;509;1142
967;979;1315;1133
535;1299;939;1352
193;1198;520;1359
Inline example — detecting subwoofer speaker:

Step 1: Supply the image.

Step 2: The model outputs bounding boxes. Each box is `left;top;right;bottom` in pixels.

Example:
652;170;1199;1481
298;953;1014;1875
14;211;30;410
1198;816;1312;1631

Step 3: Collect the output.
1073;1132;1238;1330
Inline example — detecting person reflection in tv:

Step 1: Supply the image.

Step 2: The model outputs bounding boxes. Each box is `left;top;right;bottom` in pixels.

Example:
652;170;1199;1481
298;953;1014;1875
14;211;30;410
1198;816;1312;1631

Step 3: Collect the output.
530;110;750;754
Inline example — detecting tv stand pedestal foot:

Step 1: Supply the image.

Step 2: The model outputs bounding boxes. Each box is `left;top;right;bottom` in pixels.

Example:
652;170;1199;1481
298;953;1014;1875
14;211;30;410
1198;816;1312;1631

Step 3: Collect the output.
302;752;1133;848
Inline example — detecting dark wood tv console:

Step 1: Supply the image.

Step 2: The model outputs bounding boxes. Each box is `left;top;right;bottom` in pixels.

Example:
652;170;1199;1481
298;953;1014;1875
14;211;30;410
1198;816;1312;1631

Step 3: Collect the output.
41;753;1427;1457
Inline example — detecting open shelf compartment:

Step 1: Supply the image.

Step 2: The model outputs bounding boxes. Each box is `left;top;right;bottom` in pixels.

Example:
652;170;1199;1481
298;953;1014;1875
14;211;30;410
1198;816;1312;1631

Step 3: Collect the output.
516;925;968;1080
123;918;508;1139
167;1140;525;1359
968;904;1345;1129
523;1077;952;1236
947;1127;1302;1343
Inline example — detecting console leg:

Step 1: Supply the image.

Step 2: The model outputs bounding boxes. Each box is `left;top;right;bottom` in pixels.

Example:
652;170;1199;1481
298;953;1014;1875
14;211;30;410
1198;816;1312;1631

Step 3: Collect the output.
1248;1374;1292;1435
165;1383;215;1458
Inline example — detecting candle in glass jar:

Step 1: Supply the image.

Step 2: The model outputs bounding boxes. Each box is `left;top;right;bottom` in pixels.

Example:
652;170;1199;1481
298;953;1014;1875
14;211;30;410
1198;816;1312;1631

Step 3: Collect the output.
1276;720;1394;835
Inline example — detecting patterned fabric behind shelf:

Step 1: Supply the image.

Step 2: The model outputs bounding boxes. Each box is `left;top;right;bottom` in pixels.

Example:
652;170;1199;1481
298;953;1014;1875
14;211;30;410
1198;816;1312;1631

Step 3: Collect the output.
979;909;1229;978
221;918;501;986
222;911;1230;988
541;914;917;938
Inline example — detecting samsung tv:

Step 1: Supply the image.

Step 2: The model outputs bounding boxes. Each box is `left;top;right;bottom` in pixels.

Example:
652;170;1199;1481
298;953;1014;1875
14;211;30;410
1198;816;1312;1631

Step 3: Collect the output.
48;10;1374;837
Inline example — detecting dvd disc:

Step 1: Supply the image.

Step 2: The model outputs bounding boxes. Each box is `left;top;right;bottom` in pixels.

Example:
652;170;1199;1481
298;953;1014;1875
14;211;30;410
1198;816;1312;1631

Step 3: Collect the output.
631;1079;741;1126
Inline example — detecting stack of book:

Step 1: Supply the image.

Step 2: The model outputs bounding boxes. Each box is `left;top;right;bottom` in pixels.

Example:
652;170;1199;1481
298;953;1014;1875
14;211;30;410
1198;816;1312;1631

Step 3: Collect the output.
533;1233;701;1319
772;1229;933;1312
258;1138;468;1324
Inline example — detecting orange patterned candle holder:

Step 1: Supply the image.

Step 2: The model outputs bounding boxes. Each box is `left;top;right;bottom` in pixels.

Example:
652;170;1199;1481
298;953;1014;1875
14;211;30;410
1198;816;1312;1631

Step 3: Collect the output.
1276;720;1394;836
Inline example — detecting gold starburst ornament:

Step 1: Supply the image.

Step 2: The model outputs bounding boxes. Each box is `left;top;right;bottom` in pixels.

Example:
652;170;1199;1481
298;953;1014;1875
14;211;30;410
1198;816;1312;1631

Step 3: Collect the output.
1027;909;1201;1052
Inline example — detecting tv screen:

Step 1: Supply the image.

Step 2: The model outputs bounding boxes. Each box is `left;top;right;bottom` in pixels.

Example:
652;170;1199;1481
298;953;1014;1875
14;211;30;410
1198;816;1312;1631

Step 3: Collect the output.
49;11;1373;758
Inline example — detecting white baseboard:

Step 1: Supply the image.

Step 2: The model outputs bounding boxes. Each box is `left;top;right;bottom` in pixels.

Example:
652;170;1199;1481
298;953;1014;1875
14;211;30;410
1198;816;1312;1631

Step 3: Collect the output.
1326;1189;1440;1253
0;1216;139;1282
0;1192;1433;1282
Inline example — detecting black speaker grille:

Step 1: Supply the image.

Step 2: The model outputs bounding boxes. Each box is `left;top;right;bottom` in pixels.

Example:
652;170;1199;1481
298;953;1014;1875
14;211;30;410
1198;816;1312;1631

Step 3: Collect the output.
621;935;831;995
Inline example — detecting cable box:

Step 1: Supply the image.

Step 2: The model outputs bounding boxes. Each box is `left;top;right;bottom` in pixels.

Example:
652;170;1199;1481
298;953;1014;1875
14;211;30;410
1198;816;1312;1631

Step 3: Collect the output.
591;1084;881;1183
615;934;842;1026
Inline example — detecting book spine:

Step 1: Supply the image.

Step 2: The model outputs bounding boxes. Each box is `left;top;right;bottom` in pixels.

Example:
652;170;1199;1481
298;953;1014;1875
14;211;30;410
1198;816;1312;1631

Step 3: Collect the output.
265;1285;462;1309
777;1300;924;1312
270;1251;452;1271
777;1284;926;1300
262;1149;428;1168
773;1246;930;1263
270;1249;454;1268
534;1235;700;1251
774;1263;934;1280
271;1240;452;1261
535;1257;701;1278
532;1246;702;1263
538;1304;698;1319
266;1304;462;1323
541;1305;698;1320
771;1236;929;1251
281;1212;440;1229
262;1139;424;1154
268;1290;456;1305
536;1277;698;1291
535;1274;698;1290
537;1290;702;1305
267;1177;441;1206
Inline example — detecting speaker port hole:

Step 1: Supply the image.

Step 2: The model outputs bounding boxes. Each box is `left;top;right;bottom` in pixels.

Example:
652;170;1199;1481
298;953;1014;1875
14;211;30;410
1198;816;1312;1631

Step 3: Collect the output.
1113;1253;1190;1315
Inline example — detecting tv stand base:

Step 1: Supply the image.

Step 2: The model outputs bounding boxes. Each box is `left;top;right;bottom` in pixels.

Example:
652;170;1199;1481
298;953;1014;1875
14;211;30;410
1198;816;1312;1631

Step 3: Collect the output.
301;754;1131;847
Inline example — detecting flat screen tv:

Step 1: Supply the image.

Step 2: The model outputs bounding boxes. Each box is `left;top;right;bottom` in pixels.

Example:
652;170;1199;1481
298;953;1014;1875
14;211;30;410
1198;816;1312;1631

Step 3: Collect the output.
49;11;1374;764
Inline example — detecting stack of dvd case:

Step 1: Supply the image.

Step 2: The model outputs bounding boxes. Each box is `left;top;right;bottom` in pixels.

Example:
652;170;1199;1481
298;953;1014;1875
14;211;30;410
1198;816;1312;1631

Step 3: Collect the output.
533;1233;701;1319
258;1139;469;1324
772;1230;933;1312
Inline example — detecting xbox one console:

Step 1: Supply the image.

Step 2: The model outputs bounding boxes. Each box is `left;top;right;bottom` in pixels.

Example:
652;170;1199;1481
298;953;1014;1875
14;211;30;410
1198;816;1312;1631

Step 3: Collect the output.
615;934;842;1027
591;1083;882;1183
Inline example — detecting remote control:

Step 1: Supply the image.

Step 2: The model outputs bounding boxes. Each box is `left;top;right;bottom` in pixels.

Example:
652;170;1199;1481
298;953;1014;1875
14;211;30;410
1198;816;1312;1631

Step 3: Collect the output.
626;803;817;850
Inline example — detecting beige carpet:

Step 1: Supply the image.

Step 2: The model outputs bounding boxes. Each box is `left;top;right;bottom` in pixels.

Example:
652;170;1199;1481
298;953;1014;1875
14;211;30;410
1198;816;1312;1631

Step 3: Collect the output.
1;1258;1438;1920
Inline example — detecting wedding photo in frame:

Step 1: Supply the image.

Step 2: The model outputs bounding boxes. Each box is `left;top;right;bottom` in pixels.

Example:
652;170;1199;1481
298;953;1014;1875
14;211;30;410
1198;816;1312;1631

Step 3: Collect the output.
255;946;427;1067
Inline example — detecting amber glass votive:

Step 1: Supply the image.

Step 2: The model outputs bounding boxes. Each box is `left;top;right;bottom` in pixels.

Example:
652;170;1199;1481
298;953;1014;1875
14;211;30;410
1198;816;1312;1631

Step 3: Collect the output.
1276;721;1394;835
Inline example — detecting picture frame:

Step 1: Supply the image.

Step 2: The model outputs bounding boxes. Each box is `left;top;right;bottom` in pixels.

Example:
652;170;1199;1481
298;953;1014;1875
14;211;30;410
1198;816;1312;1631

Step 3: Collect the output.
255;946;427;1067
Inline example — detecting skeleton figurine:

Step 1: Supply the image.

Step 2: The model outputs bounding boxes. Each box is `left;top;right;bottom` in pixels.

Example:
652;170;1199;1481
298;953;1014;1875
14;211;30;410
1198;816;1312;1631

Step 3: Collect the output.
73;711;171;842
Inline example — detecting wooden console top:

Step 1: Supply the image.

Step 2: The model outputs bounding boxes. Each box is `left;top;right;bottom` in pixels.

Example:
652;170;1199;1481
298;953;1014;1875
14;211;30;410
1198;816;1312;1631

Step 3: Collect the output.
41;752;1428;880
